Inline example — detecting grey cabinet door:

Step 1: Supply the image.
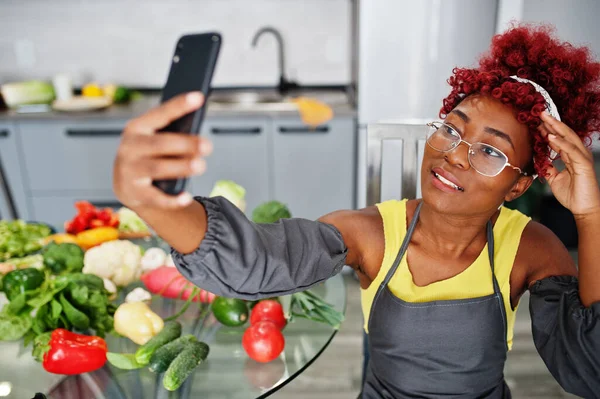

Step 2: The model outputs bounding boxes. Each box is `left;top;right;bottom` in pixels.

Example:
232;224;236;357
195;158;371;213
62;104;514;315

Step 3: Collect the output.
188;117;271;216
18;120;126;192
272;117;356;220
30;195;122;232
0;123;31;220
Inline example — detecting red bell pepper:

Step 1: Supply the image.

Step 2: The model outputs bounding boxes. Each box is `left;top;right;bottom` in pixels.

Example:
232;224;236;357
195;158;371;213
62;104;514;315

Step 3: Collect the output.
36;329;108;375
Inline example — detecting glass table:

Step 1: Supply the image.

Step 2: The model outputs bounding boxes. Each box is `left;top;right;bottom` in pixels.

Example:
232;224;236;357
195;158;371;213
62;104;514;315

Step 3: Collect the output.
0;237;347;399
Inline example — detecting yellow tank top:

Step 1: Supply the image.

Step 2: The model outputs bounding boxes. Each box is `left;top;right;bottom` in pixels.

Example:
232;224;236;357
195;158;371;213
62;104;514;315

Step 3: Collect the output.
360;199;531;350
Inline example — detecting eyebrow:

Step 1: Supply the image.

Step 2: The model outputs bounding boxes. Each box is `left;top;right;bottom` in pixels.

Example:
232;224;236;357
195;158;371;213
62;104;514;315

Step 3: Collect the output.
450;109;515;150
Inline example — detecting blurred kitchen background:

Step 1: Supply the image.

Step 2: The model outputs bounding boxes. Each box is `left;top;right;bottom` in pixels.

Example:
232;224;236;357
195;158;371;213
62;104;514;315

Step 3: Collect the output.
0;0;599;397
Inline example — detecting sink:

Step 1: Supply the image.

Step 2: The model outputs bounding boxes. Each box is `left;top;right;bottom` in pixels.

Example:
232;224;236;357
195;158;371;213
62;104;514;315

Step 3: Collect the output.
209;90;286;105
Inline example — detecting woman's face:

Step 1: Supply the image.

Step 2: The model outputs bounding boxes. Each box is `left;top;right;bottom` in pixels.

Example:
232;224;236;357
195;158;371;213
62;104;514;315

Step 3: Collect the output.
421;94;534;216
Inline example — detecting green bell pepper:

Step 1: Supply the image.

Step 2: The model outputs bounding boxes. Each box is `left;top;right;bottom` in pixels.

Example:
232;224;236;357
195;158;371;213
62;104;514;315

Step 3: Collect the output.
2;268;45;301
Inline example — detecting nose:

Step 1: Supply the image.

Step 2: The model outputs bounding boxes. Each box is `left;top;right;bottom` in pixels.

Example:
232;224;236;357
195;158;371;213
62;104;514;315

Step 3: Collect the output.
444;141;471;171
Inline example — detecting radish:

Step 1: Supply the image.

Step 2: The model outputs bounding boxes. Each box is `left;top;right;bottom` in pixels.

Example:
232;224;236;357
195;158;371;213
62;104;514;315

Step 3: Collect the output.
140;266;216;303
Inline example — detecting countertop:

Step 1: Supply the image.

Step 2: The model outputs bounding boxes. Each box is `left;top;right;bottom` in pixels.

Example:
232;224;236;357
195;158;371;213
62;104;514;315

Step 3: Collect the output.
0;87;357;121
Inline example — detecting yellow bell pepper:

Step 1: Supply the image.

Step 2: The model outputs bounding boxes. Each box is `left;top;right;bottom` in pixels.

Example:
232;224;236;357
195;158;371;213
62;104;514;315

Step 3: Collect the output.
42;233;78;245
82;83;104;97
114;302;164;345
76;227;119;250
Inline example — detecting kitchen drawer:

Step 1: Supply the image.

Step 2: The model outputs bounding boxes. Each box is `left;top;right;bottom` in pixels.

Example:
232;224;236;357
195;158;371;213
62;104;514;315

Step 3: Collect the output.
19;120;127;192
30;195;122;232
0;123;31;220
189;117;272;215
272;117;356;219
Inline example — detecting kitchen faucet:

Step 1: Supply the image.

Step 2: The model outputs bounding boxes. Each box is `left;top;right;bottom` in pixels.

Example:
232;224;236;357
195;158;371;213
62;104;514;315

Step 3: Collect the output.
251;26;299;94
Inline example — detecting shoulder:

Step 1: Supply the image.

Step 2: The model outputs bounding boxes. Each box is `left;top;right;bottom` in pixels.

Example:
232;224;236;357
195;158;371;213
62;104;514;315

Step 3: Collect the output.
318;205;384;279
515;219;577;288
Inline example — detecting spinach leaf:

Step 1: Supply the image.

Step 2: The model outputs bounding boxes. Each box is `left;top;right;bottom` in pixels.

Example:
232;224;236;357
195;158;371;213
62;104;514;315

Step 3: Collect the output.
27;279;68;308
69;285;89;307
50;299;62;320
59;293;89;330
32;304;48;335
7;292;27;315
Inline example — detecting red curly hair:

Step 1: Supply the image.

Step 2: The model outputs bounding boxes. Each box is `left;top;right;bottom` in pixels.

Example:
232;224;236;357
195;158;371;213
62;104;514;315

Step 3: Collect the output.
440;24;600;176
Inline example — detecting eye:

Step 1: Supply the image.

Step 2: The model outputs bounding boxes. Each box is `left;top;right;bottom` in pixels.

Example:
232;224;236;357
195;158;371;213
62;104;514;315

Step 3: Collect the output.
439;124;460;139
479;144;503;158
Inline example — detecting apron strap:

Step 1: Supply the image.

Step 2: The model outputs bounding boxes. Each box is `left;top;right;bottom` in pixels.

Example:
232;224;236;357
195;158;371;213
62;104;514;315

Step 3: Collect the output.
487;220;509;352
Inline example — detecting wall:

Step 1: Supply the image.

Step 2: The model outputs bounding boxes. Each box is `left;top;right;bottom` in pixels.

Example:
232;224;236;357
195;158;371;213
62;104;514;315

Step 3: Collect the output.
0;0;351;88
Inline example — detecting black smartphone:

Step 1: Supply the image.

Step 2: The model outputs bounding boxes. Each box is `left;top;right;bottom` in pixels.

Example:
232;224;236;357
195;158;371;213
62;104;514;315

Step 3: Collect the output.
152;32;221;195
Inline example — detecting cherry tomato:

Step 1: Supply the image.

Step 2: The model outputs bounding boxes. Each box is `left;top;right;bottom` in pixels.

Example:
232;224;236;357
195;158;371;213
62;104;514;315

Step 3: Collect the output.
250;300;286;330
242;321;285;363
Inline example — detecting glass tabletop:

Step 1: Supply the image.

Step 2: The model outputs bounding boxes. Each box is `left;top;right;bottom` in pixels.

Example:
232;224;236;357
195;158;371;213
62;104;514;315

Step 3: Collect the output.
0;237;347;399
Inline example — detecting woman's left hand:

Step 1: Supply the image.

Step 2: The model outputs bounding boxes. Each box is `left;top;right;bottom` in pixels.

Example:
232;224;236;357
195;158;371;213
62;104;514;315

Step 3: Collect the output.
539;111;600;219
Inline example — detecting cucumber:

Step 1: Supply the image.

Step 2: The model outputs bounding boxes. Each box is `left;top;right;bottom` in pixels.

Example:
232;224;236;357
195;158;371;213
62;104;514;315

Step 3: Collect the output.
135;321;182;365
148;334;196;373
163;341;209;391
211;297;248;327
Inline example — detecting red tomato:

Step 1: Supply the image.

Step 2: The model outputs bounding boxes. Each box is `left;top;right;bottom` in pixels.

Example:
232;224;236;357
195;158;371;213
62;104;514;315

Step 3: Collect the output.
250;300;286;330
89;219;104;229
242;321;285;363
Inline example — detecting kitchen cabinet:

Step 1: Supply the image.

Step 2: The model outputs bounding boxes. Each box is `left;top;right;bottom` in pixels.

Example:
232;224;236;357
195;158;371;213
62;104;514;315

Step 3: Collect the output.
272;117;355;219
0;123;31;220
2;112;357;229
18;120;126;192
188;117;271;215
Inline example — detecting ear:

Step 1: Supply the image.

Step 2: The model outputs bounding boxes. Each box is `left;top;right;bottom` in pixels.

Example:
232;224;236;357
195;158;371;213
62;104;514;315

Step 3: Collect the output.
504;176;534;202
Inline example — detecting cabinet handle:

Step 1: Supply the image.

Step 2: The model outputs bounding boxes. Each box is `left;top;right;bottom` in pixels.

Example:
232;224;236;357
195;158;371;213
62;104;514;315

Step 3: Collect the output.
211;127;262;135
66;129;122;137
279;126;329;134
89;201;122;209
0;130;9;138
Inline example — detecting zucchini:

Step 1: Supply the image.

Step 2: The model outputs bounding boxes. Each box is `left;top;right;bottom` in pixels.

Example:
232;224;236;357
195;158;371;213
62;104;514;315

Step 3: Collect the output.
148;334;196;373
135;320;182;365
163;341;209;391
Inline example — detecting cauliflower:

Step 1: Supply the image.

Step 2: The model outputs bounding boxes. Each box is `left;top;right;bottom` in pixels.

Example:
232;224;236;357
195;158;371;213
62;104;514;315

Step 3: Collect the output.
82;240;142;287
140;247;167;272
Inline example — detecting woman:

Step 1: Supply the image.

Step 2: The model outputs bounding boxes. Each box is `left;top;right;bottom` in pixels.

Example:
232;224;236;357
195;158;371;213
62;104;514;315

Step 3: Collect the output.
113;25;600;398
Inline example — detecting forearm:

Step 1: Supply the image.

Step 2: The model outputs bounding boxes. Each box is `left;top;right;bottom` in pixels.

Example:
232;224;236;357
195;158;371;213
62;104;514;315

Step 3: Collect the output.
135;200;207;254
575;210;600;307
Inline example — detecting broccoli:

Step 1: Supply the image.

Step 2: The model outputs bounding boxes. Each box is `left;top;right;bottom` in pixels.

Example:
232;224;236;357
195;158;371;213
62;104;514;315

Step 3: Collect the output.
252;201;292;224
42;242;85;274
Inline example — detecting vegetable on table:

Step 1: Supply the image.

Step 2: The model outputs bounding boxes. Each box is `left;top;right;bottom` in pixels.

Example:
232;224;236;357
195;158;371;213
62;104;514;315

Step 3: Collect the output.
135;320;182;365
125;287;151;304
250;300;286;330
209;180;247;212
0;254;44;273
33;329;107;375
211;297;248;327
0;220;52;260
117;207;150;237
81;83;104;97
141;266;216;303
140;247;167;272
82;240;142;286
242;320;285;363
76;227;119;250
41;234;77;245
64;201;119;235
163;341;210;391
2;268;45;301
148;334;197;373
41;242;84;274
282;290;344;329
114;301;163;345
251;201;292;224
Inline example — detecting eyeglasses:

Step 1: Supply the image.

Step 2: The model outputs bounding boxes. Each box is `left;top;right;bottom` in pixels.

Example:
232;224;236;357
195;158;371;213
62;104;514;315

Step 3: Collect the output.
426;122;530;177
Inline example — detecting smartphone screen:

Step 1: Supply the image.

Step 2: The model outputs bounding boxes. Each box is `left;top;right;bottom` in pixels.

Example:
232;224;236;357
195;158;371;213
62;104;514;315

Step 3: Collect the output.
153;32;221;195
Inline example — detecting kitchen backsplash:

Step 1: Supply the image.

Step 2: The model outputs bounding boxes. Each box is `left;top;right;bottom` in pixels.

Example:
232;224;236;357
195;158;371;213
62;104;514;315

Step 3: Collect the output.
0;0;351;88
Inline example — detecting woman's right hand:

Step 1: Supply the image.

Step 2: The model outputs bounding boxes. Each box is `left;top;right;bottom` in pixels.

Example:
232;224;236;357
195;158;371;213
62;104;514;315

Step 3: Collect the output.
113;92;213;210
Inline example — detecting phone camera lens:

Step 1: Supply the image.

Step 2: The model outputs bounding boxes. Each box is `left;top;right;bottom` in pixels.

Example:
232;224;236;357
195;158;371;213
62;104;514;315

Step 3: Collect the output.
177;42;184;49
173;55;180;63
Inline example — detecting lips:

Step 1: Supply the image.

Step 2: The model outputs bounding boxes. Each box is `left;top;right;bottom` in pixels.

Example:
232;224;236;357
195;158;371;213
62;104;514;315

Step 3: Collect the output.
431;167;464;192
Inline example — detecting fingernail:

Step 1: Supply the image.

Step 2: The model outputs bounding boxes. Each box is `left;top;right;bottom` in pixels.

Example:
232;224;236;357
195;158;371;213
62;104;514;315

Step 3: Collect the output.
178;192;193;206
548;134;557;140
191;158;205;172
187;92;203;106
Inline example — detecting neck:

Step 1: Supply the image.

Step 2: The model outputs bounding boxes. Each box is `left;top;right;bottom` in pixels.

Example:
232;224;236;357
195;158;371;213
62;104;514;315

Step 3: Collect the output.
415;201;498;258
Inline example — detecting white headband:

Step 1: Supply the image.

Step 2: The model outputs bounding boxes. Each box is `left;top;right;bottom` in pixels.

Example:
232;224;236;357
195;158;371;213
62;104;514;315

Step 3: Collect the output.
509;75;561;121
510;75;560;163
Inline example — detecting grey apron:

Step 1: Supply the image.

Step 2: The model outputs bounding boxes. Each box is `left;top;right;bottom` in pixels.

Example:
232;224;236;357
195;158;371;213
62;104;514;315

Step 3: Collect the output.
362;202;511;398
